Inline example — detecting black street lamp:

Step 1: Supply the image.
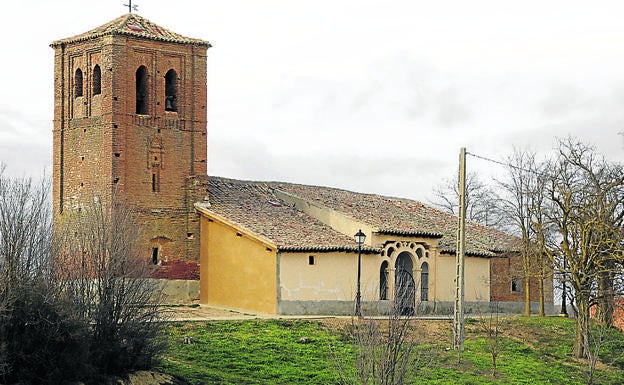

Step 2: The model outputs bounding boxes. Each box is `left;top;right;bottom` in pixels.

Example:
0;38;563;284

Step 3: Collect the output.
354;229;366;317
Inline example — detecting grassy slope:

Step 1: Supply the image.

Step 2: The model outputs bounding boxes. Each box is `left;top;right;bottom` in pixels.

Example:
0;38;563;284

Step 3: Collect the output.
158;317;624;385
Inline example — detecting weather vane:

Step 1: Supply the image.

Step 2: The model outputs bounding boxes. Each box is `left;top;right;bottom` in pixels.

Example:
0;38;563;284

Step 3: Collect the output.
124;0;139;13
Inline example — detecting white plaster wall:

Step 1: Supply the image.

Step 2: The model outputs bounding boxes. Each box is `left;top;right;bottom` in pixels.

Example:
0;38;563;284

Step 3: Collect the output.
436;254;491;302
279;251;384;302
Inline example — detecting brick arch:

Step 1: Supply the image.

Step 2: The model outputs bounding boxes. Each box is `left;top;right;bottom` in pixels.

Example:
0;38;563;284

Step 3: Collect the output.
92;64;101;95
74;68;83;97
136;65;148;114
164;69;178;112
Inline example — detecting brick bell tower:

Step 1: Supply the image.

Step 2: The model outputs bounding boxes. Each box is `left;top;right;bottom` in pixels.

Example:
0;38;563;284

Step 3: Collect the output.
51;13;210;293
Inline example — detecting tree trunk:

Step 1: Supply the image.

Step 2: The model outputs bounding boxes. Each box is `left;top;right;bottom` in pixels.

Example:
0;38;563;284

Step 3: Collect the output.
597;270;614;327
538;273;545;317
524;253;531;317
538;255;545;317
574;293;590;358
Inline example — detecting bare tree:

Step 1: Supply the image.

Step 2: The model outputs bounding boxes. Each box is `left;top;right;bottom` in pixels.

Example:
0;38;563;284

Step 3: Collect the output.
0;166;88;384
431;172;506;229
54;193;165;375
336;282;431;385
498;149;546;316
476;303;504;376
538;138;624;358
0;165;165;383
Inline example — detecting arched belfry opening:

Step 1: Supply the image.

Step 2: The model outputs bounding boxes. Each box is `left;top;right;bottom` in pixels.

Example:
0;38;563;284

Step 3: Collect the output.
395;251;415;315
136;65;148;114
75;68;83;97
93;64;101;95
164;69;178;112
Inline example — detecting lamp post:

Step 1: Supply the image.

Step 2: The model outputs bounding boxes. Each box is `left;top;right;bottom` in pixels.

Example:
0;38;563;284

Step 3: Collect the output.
354;229;366;317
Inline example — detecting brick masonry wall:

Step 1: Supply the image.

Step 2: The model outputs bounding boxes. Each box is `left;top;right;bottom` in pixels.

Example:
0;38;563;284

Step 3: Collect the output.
52;33;208;281
490;253;553;304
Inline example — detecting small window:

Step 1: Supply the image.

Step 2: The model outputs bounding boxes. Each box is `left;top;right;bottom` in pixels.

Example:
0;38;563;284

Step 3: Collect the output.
152;172;160;192
511;277;522;293
93;64;101;95
152;247;159;265
165;69;178;112
308;255;315;265
136;65;148;114
75;68;83;97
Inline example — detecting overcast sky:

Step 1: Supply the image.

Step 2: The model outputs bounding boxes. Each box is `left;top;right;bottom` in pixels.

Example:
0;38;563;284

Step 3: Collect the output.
1;0;623;202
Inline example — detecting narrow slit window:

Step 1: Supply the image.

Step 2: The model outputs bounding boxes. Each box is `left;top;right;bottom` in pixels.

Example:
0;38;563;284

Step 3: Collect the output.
93;64;101;95
308;255;315;265
136;65;148;114
164;69;178;112
152;247;159;265
75;68;83;97
151;172;160;192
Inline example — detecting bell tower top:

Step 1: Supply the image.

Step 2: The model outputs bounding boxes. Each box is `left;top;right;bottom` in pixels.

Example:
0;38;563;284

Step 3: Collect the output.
51;13;211;48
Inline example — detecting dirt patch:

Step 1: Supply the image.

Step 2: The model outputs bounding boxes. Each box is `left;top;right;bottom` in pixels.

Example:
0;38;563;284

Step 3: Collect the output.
319;317;454;345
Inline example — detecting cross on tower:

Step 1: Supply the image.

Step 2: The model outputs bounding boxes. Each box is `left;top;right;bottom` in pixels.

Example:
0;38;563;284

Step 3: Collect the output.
124;0;138;13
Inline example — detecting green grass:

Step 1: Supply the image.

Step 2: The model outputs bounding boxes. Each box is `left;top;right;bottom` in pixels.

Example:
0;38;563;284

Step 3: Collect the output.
159;319;351;384
157;317;624;385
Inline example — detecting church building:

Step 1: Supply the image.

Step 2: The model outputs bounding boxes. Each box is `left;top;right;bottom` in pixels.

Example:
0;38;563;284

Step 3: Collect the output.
51;13;554;315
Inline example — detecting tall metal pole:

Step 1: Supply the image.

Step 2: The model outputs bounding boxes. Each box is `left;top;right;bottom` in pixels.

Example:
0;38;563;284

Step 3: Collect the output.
453;147;467;351
356;242;362;317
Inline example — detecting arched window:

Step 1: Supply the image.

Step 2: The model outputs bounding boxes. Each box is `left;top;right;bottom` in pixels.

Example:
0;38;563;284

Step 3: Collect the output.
136;65;148;114
152;246;160;265
421;262;429;302
164;69;178;112
93;64;101;95
380;261;389;300
75;68;83;97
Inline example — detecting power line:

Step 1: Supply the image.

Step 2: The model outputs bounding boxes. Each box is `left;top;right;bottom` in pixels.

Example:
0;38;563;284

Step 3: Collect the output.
466;151;547;177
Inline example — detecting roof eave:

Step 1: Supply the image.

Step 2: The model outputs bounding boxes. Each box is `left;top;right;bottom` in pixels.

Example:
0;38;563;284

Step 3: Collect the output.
376;229;444;238
51;31;211;48
278;245;381;254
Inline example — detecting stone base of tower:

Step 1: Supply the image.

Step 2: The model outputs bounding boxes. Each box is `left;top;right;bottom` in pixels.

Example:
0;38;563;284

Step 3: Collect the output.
152;279;200;304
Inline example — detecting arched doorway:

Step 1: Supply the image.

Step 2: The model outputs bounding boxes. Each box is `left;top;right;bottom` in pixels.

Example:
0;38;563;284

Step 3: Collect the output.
395;252;415;315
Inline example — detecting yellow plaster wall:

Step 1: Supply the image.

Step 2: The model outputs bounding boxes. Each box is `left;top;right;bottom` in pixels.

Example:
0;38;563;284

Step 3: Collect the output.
436;254;491;302
199;215;277;313
279;251;384;302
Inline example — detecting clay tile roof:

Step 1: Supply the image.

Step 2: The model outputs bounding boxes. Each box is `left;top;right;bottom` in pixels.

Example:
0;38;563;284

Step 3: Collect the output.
197;177;518;256
267;182;520;257
50;13;210;47
200;177;377;253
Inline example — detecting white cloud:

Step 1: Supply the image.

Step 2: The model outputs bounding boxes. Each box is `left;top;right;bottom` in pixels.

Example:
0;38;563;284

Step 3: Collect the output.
2;0;624;201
